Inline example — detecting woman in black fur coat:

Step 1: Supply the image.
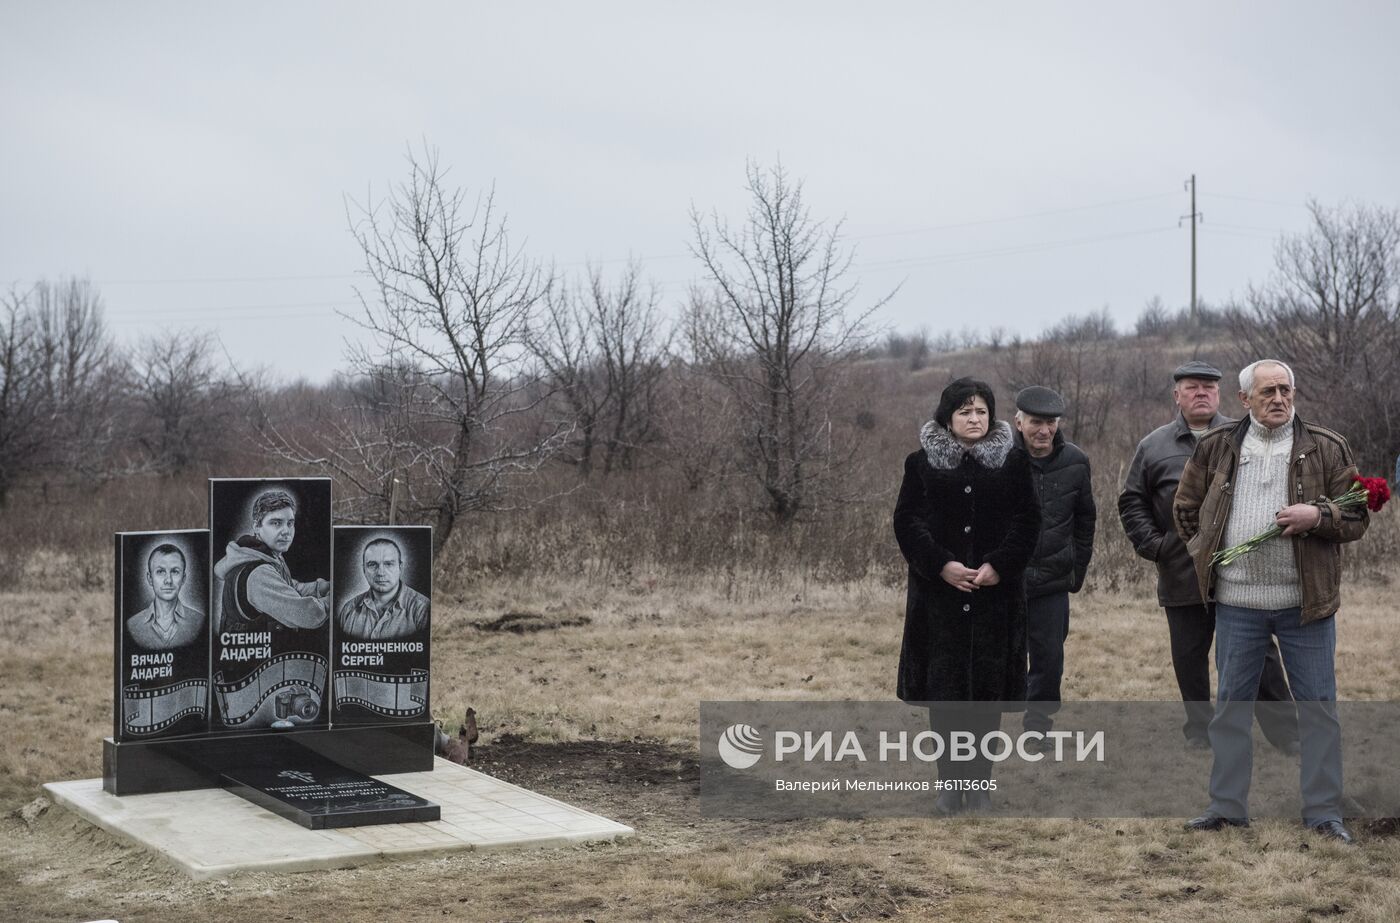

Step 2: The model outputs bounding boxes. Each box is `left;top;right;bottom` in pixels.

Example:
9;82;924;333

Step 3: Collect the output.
892;377;1041;814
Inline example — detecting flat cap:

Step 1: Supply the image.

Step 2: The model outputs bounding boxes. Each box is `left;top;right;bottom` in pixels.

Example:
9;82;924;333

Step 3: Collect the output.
1172;359;1223;382
1015;385;1066;418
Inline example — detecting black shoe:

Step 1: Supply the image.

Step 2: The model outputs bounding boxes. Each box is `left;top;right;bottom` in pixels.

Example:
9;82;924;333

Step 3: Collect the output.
964;791;992;814
1185;812;1249;831
935;791;963;816
1273;738;1301;757
1021;734;1045;756
1309;820;1355;845
1185;736;1211;751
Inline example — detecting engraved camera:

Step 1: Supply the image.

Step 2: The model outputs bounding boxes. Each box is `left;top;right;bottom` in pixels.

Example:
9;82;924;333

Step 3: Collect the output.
274;688;319;722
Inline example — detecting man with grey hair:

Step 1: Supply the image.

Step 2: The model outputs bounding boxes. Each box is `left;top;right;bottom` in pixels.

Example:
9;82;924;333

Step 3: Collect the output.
1118;360;1296;752
1011;386;1095;745
1175;359;1368;843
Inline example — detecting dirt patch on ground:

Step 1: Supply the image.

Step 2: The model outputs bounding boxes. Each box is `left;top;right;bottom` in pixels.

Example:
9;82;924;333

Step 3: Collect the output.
471;612;594;633
473;733;697;792
471;733;712;842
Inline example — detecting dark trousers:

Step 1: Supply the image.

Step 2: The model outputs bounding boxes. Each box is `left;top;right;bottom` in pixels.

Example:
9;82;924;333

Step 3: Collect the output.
1024;592;1070;733
1164;603;1297;746
928;704;1001;783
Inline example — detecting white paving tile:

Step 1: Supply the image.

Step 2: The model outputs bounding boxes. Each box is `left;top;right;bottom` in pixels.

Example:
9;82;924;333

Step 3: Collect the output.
44;757;633;880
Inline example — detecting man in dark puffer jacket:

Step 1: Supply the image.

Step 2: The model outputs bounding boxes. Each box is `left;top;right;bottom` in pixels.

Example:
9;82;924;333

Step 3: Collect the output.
1013;386;1096;741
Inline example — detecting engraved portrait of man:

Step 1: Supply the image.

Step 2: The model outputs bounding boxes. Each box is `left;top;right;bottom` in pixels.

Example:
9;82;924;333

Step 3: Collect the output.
126;543;206;650
336;537;429;640
213;488;330;633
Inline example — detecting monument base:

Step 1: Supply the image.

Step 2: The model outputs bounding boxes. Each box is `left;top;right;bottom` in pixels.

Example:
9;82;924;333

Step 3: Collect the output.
47;757;635;879
103;722;437;795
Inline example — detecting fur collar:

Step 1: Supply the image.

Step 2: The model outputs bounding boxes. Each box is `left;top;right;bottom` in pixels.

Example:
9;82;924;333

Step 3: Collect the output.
919;419;1014;470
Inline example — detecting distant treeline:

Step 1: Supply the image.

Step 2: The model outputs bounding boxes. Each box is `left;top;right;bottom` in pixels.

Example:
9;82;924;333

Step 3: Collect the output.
3;159;1397;591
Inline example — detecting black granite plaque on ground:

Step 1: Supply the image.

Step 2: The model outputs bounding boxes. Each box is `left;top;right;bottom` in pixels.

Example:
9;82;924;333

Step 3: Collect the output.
331;525;432;726
220;742;439;829
114;530;211;740
210;478;333;732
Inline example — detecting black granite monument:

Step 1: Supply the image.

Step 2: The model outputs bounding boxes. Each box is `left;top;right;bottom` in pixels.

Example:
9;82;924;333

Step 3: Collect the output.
102;477;439;829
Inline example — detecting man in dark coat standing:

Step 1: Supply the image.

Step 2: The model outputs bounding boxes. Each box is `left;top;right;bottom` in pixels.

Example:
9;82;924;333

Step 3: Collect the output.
1117;360;1297;752
1012;386;1095;744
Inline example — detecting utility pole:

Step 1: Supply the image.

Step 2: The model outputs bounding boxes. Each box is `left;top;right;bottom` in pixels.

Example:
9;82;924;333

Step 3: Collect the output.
1182;174;1202;323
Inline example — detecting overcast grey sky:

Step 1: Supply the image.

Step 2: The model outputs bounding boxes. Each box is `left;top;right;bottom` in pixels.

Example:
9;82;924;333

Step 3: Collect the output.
4;2;1398;381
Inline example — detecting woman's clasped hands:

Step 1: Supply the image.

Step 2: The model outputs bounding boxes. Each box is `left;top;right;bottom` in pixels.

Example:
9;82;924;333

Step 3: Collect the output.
939;561;1000;593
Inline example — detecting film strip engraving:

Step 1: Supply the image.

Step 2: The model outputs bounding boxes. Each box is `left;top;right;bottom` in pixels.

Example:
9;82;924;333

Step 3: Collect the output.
214;652;328;725
334;668;428;717
122;678;209;735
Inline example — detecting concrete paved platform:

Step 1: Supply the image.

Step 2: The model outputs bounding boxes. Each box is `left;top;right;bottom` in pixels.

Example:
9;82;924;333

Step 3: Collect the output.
44;757;633;879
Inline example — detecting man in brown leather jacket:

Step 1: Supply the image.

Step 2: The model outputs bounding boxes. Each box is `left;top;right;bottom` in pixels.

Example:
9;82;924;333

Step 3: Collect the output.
1174;359;1368;844
1117;360;1296;751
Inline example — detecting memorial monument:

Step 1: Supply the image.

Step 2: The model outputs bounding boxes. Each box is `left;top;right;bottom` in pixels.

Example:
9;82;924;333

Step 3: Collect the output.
104;477;440;828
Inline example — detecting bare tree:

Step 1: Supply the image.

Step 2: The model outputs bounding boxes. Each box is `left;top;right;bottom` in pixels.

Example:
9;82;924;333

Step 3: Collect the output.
530;261;667;476
265;146;564;549
657;291;739;492
129;329;240;474
529;279;609;476
0;287;48;506
255;361;430;520
31;278;125;484
0;278;125;500
1229;199;1400;469
36;280;120;473
688;161;890;525
1135;295;1172;337
588;262;669;474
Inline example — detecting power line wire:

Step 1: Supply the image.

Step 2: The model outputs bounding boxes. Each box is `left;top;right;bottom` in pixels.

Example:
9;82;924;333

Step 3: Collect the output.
648;224;1181;286
1206;221;1292;233
844;192;1179;241
109;309;346;325
98;272;359;285
100;221;1186;320
91;189;1183;287
113;299;352;316
1200;192;1307;209
852;225;1179;272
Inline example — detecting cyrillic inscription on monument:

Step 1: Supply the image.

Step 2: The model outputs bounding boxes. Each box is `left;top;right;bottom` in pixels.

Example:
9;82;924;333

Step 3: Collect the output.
210;478;333;731
115;530;211;739
331;525;432;725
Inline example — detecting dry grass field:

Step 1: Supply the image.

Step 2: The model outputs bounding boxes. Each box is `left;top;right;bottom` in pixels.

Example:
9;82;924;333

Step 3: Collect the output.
4;559;1400;922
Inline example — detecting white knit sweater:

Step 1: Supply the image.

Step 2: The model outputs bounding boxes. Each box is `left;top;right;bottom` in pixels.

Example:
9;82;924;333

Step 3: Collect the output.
1215;414;1301;609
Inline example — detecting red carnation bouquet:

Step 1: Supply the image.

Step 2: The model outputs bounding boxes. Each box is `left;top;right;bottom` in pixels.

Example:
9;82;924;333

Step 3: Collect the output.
1212;476;1391;568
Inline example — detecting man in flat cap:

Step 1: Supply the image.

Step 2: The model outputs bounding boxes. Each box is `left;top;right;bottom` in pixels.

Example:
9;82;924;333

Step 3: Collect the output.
1118;360;1297;752
1013;385;1095;745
